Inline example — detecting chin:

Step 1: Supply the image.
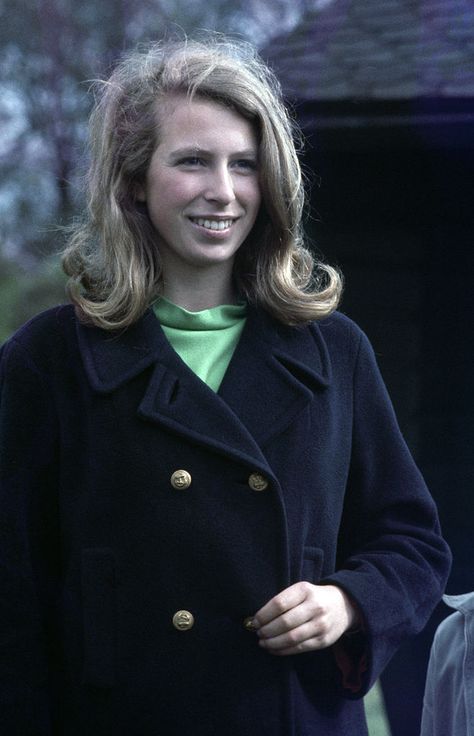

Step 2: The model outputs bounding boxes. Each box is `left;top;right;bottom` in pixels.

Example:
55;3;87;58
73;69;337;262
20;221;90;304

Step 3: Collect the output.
190;245;241;265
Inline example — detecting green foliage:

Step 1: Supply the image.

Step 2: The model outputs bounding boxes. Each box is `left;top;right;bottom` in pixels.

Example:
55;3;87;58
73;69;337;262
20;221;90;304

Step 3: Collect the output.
0;256;67;344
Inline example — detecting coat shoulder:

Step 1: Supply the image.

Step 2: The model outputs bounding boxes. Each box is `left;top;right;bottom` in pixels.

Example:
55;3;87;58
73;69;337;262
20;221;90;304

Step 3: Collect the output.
0;304;78;374
434;609;464;650
262;310;371;391
314;310;365;343
309;310;369;369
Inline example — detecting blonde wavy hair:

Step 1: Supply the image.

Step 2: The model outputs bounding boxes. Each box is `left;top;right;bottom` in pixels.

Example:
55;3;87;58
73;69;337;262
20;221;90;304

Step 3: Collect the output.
62;35;342;329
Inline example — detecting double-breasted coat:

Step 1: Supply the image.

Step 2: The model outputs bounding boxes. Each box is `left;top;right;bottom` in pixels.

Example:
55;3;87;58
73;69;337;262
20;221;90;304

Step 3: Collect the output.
0;303;451;735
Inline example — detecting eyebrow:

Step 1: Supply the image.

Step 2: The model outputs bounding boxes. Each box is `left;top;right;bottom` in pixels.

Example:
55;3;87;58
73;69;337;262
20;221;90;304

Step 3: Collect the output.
169;147;258;158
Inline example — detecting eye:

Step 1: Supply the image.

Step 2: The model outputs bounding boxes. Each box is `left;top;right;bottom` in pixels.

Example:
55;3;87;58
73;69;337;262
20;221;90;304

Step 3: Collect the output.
177;156;204;167
232;159;258;171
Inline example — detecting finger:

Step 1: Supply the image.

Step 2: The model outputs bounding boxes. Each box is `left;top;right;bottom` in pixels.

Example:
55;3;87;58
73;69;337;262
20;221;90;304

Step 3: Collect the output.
258;620;323;652
264;636;327;656
254;583;310;627
257;604;313;639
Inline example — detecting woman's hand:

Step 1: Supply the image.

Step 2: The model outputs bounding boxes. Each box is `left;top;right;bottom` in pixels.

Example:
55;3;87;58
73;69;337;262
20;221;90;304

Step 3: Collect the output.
252;583;361;655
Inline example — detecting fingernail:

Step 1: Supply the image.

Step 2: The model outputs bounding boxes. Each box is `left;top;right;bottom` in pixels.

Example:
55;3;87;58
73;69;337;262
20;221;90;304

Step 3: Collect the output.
243;617;259;631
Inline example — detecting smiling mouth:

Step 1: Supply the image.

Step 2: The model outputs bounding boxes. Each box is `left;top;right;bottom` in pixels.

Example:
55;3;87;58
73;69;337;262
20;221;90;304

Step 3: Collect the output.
190;217;236;231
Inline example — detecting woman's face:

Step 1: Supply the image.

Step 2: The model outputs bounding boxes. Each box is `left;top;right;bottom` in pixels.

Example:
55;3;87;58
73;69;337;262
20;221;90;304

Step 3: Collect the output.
138;94;261;285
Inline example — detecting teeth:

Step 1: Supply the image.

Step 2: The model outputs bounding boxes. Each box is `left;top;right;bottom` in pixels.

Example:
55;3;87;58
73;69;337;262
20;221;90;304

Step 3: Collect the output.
193;218;234;231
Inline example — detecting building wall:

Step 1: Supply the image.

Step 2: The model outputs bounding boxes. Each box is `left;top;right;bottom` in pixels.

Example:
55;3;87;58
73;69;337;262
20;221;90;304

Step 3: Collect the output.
302;116;474;734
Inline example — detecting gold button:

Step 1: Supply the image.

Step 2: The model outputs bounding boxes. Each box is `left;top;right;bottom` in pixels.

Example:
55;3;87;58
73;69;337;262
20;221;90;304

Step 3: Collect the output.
170;469;192;490
248;473;268;492
243;616;257;631
172;610;195;631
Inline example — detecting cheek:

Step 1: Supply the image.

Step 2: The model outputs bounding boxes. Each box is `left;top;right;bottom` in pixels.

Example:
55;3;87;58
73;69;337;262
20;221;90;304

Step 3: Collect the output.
147;172;197;210
242;181;262;216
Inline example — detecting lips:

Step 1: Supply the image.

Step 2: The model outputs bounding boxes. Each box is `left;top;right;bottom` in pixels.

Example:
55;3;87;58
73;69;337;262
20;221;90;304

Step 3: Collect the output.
190;217;237;231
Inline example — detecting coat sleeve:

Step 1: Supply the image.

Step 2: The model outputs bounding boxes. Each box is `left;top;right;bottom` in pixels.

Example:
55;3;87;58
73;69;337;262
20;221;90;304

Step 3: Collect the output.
0;337;59;734
420;609;467;736
323;326;451;696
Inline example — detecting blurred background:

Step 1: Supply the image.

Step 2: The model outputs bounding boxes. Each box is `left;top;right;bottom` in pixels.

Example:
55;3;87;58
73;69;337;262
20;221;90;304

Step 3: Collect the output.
2;1;473;733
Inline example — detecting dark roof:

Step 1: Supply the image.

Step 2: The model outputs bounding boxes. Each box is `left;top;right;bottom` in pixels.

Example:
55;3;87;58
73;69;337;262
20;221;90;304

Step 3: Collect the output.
261;0;474;102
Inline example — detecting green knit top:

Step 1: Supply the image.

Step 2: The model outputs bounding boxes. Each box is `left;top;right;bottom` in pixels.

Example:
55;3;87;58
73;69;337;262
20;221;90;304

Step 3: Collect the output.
153;298;247;392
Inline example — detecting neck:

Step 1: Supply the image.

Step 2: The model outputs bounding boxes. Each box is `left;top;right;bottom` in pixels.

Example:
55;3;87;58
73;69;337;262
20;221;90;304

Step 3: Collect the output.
161;266;237;312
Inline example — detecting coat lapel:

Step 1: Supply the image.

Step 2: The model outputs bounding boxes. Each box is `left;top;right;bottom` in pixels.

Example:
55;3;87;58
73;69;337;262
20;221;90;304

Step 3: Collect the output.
76;309;268;470
76;306;331;467
219;306;332;447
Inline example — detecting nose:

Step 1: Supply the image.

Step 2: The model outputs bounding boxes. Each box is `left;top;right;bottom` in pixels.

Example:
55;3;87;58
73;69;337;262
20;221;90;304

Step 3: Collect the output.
204;164;235;204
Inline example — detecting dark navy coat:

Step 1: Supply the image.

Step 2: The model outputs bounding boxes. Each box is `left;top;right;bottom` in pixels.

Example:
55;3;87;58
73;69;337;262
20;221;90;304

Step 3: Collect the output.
0;304;451;735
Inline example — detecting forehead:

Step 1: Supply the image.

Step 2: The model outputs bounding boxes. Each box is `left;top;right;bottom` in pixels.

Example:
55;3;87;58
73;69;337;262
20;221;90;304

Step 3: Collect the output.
154;94;258;152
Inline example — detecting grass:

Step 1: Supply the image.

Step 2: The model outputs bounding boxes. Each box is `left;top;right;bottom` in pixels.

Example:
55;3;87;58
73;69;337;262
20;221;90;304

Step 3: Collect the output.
365;680;392;736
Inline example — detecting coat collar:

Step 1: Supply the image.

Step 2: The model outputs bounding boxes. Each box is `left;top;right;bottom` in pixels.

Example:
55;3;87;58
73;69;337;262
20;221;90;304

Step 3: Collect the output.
443;592;474;614
76;305;332;468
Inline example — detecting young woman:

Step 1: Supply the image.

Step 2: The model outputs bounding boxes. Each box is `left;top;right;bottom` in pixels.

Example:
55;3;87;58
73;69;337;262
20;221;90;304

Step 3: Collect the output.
0;37;451;735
